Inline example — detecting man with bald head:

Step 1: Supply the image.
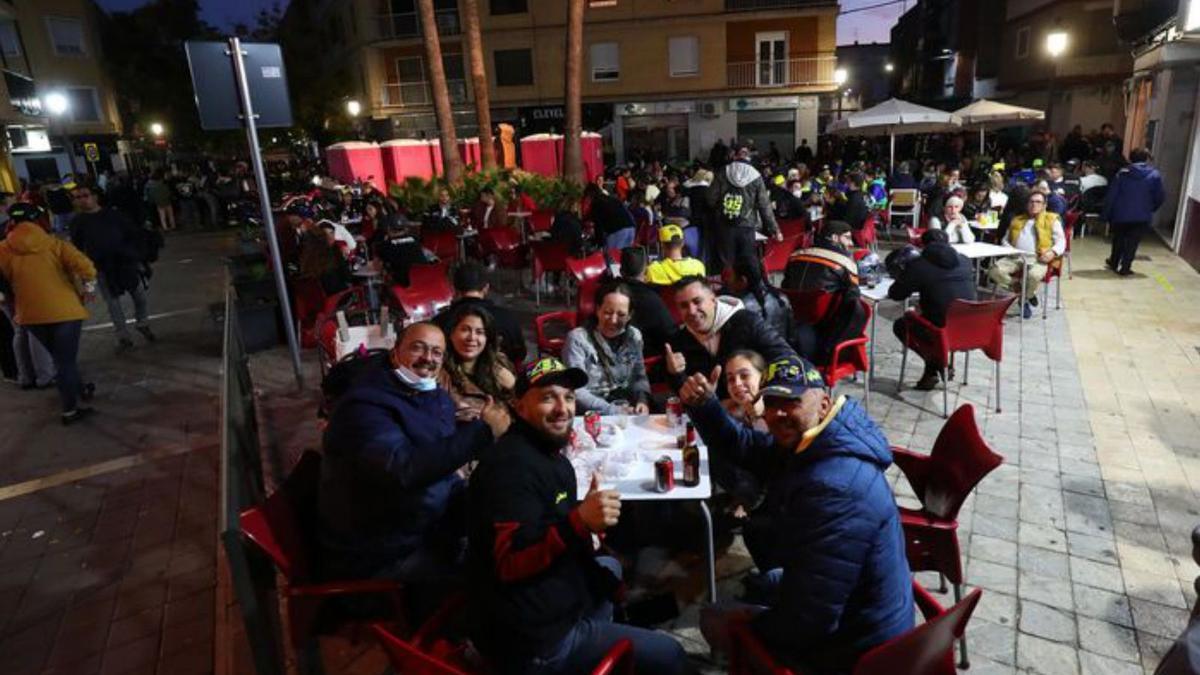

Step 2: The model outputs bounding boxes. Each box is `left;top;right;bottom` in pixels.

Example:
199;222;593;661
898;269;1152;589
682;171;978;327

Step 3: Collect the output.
317;322;511;597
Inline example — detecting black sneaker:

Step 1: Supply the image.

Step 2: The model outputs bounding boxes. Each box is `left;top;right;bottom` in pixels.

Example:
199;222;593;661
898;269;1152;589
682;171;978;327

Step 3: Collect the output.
61;408;96;426
137;326;157;342
1028;295;1039;307
117;337;134;352
1104;258;1116;271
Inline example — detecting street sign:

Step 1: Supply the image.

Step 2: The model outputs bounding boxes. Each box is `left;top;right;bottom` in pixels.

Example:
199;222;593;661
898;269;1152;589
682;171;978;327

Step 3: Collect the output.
184;41;293;130
83;143;100;163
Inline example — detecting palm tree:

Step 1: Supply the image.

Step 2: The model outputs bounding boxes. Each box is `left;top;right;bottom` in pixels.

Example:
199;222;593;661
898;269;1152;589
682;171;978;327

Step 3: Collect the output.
562;0;585;184
461;0;495;170
417;0;464;184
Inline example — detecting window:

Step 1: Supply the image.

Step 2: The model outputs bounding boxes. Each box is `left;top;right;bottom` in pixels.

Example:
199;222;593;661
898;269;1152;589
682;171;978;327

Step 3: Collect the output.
756;31;787;87
46;17;85;56
490;0;527;14
494;49;533;86
1015;26;1030;59
668;36;699;77
0;21;21;58
65;87;101;122
590;42;619;82
396;56;429;104
442;53;467;102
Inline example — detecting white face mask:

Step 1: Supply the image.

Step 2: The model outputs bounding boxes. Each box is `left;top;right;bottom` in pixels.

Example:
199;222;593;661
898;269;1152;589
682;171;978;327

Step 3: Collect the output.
394;364;438;392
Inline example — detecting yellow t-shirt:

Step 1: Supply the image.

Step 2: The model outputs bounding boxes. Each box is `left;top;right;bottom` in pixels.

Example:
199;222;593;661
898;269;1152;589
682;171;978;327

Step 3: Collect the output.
646;257;707;285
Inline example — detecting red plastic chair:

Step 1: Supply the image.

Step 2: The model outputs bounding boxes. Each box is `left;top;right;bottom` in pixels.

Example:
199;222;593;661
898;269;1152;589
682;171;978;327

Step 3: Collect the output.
853;214;879;251
893;403;1003;668
291;277;329;349
372;625;634;675
529;209;554;235
575;276;603;321
566;251;609;284
240;451;407;649
1039;221;1073;317
897;296;1018;417
782;288;838;327
658;284;684;325
535;310;577;357
478;226;528;270
778;217;806;240
763;235;801;276
422;230;459;263
729;579;982;675
822;300;871;396
532;240;571;305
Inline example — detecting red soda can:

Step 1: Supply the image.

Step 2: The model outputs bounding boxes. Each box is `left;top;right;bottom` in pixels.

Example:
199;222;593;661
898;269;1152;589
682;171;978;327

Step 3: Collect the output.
666;397;683;426
584;411;602;439
654;456;675;493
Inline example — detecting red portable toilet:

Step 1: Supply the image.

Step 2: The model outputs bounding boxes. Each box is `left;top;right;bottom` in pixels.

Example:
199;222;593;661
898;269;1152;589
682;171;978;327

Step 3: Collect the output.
326;142;384;191
457;137;482;170
381;139;437;184
520;133;562;177
581;132;603;182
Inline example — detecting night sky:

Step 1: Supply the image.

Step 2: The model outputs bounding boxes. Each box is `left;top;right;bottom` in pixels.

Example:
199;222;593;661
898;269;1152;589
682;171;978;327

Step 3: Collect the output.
95;0;904;43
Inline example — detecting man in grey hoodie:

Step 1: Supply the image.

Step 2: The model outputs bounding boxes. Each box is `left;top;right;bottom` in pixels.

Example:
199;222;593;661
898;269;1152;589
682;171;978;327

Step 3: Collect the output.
708;145;782;268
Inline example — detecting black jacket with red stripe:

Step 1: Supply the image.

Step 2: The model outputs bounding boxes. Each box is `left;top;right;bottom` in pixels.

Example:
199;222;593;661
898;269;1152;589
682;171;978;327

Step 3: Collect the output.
467;418;619;662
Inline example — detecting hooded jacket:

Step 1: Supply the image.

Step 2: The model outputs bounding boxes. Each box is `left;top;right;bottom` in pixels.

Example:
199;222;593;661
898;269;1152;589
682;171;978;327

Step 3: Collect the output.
667;296;795;396
1103;162;1165;225
0;221;96;325
708;161;780;236
888;241;977;326
687;395;914;672
70;208;144;295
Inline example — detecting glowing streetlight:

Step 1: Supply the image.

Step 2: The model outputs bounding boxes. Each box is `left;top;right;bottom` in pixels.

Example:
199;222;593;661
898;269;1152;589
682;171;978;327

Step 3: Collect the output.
150;122;165;137
346;99;362;117
884;62;894;73
833;68;848;87
1046;31;1069;58
43;92;69;117
1044;30;1069;135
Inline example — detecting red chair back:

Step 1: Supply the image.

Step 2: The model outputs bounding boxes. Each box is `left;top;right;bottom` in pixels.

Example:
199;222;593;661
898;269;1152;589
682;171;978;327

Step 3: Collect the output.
421;230;459;262
853;586;982;675
533;241;571;280
942;297;1017;361
778;217;806;239
535;311;577;356
371;624;471;675
917;404;1005;520
292;277;329;348
566;251;609;284
576;276;603;321
407;261;451;290
823;300;871;386
479;226;522;252
658;284;684;324
763;235;801;275
530;209;554;233
853;214;878;249
782;288;839;326
239;450;322;582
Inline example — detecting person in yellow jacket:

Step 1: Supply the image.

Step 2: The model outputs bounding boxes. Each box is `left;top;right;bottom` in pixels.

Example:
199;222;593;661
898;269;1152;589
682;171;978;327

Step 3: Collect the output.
0;203;99;424
986;191;1065;319
646;224;706;285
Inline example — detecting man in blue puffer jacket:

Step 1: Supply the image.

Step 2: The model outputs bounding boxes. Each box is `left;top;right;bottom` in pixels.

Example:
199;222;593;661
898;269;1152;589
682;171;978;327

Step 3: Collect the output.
1103;147;1165;276
317;322;511;600
681;355;912;672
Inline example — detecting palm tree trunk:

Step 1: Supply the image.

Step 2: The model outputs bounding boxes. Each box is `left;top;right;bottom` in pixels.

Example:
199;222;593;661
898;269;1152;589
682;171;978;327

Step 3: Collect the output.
562;0;585;184
461;0;495;170
417;0;464;184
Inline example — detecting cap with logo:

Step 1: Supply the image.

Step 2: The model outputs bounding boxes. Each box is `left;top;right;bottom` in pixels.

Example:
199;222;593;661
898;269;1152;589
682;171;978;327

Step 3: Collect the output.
7;202;46;224
515;357;588;396
759;355;826;400
658;224;684;244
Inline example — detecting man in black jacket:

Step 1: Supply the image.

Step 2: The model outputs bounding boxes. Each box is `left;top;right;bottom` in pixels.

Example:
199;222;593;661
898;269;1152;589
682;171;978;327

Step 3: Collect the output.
434;261;527;365
468;357;688;674
780;221;866;365
889;229;977;390
828;172;869;231
584;183;636;250
708;145;782;268
618;247;676;357
664;276;795;397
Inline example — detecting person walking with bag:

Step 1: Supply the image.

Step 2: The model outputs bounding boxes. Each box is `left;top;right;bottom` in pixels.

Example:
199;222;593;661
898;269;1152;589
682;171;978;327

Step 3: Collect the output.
0;203;98;424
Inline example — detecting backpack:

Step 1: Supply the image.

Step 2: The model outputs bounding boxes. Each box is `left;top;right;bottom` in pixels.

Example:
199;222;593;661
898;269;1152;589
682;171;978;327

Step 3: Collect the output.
719;180;751;226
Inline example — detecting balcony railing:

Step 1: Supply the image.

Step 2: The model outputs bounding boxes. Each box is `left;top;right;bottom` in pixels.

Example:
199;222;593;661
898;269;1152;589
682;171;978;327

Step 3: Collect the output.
725;0;835;11
375;10;460;40
726;56;837;89
381;80;468;107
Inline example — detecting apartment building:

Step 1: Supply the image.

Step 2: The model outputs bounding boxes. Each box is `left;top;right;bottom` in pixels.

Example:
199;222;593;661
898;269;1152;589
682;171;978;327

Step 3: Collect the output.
0;0;121;188
291;0;838;164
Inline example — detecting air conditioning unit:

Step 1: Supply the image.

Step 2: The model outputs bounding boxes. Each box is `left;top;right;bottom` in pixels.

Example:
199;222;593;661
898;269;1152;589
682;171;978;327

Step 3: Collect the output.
698;101;721;118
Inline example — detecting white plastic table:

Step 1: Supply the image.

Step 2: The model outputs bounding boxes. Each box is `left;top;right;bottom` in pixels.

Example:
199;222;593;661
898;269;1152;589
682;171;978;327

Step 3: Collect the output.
860;277;903;410
951;242;1036;321
568;414;717;602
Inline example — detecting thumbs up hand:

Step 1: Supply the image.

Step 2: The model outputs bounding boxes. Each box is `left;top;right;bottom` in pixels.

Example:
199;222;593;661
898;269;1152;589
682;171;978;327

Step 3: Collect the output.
664;343;687;375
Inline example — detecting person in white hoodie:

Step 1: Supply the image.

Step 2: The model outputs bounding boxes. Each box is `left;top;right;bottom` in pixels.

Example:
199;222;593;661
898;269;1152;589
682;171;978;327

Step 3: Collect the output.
707;145;783;268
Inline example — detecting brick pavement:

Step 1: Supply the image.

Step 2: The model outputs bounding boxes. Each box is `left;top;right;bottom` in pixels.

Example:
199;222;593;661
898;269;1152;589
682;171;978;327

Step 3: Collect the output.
0;232;231;675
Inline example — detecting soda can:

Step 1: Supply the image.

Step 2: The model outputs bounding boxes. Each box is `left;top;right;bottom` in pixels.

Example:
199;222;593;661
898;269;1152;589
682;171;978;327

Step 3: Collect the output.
584;411;602;439
666;397;683;427
654;456;675;493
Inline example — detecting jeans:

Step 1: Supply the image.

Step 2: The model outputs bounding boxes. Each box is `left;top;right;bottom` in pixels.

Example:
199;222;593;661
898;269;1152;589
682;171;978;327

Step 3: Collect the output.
1109;220;1149;273
27;321;84;413
98;273;149;341
605;227;636;252
372;537;466;625
521;557;688;675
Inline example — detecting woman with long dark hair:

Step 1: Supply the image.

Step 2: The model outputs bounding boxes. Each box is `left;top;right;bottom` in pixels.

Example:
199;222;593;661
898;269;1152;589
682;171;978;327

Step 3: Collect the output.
437;303;515;418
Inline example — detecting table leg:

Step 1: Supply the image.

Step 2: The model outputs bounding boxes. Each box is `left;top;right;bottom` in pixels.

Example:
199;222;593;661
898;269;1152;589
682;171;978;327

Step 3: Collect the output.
699;500;717;603
867;303;877;410
1019;258;1026;412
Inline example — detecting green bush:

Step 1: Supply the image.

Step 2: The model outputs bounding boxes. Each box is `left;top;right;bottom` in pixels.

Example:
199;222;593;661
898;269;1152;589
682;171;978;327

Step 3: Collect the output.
388;169;583;215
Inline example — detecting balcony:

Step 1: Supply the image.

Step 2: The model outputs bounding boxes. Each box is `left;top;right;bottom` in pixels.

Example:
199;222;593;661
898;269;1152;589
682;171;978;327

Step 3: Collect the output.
724;0;835;11
374;9;460;40
726;56;837;89
381;79;468;107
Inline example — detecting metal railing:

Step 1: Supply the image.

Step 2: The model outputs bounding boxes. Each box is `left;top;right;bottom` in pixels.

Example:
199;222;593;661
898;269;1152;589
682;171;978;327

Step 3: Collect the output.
374;10;460;39
726;55;837;89
219;282;284;675
725;0;835;10
381;79;468;107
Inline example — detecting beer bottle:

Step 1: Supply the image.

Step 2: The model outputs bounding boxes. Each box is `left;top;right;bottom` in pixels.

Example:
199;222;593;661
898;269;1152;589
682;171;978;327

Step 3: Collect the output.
682;443;700;487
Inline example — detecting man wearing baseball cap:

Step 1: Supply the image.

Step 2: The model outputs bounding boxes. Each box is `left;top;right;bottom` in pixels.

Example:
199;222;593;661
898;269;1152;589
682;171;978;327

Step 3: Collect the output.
646;223;706;285
678;355;912;672
468;357;688;674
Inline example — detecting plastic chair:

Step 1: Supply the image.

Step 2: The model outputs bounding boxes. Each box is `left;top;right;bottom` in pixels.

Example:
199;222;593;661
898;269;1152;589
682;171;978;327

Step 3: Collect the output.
782;288;838;327
897;297;1018;417
763;235;801;276
532;241;572;306
421;230;459;263
478;226;528;270
535;310;577;357
566;251;610;285
1039;220;1074;318
822;300;871;396
778;217;806;240
240;451;407;649
529;209;554;235
892;403;1003;668
729;579;982;675
575;275;603;321
291;277;329;349
888;189;922;233
853;214;879;251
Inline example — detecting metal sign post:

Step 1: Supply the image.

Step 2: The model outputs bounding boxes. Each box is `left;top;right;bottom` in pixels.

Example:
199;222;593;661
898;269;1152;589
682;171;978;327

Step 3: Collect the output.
227;37;304;388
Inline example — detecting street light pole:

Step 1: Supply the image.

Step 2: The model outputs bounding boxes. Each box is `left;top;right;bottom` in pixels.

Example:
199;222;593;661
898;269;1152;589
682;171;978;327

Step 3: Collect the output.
1045;30;1069;143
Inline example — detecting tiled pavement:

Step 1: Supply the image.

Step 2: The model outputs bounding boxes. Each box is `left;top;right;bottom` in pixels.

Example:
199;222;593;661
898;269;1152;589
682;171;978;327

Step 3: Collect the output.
0;232;230;675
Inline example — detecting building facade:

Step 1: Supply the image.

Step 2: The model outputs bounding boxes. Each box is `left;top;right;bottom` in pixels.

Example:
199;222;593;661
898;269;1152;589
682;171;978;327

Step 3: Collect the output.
0;0;121;189
291;0;839;164
824;41;890;130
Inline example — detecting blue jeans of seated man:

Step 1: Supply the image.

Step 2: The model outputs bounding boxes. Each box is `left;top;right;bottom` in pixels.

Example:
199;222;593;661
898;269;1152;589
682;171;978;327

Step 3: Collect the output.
522;556;689;675
605;227;636;252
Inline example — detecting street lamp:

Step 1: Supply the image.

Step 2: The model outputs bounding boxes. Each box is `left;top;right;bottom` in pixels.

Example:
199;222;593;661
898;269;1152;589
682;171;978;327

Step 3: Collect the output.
150;122;165;137
1045;30;1069;141
346;99;361;117
884;62;894;73
42;91;79;175
833;68;848;121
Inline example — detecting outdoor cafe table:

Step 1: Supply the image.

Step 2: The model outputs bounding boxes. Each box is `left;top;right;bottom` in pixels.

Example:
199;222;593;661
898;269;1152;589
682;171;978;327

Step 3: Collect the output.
567;414;717;603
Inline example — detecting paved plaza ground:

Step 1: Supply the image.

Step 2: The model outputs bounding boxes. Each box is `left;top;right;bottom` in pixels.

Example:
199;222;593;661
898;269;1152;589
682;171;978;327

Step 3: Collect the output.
1;228;1197;674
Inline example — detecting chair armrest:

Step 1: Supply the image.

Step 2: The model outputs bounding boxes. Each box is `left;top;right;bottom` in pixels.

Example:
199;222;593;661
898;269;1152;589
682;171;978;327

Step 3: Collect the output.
825;337;869;383
912;579;946;622
729;621;795;675
288;579;403;598
413;592;468;648
591;638;634;675
891;446;932;499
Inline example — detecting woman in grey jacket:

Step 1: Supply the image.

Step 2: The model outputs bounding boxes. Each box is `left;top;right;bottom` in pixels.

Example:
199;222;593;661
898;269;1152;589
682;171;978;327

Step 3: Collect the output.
562;283;651;414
